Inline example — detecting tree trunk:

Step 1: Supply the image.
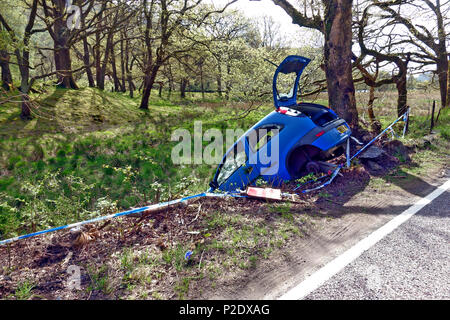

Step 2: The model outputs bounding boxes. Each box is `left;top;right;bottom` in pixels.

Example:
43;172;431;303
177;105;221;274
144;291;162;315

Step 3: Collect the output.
120;38;127;93
20;94;32;120
216;63;223;98
140;76;152;109
110;44;121;92
126;61;135;99
40;0;77;89
53;14;78;89
18;54;32;120
436;55;449;109
98;30;114;91
54;45;78;89
367;85;381;132
323;0;358;128
396;74;408;116
81;14;94;87
368;87;375;121
82;37;95;87
124;38;134;98
95;17;103;89
140;64;161;109
158;82;163;97
447;62;450;108
0;50;13;90
128;75;134;98
435;0;449;109
180;78;188;99
200;64;205;100
2;0;39;119
355;60;379;132
225;63;231;100
167;74;173;99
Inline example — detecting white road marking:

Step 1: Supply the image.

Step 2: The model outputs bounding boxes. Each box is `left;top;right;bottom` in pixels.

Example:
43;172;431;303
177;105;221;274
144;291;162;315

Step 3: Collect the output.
278;178;450;300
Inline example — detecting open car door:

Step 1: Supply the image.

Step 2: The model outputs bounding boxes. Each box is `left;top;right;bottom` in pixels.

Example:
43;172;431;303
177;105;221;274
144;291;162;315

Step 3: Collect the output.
273;55;311;109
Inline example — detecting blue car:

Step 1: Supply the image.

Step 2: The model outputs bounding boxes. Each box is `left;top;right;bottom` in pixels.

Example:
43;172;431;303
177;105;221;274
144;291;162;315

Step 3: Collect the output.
209;55;352;192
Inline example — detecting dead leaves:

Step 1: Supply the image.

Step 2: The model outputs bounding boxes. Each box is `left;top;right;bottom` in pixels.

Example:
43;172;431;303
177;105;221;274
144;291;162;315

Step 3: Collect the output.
156;238;167;251
73;230;99;247
72;221;112;247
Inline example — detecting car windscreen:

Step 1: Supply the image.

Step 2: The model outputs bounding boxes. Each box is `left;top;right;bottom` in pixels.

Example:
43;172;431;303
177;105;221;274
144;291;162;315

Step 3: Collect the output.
216;140;247;186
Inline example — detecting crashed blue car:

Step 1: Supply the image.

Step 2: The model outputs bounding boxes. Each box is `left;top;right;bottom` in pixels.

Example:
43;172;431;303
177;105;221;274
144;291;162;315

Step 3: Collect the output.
209;55;351;192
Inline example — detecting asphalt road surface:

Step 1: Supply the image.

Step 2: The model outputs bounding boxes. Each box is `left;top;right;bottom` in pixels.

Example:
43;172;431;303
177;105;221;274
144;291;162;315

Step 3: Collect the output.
304;190;450;300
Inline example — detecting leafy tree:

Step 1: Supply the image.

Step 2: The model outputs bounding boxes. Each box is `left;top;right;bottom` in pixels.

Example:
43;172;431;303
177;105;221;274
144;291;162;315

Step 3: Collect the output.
372;0;449;109
0;0;41;119
138;0;238;110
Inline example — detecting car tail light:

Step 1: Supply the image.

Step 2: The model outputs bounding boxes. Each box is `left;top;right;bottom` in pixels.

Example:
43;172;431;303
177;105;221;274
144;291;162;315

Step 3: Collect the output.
315;130;325;137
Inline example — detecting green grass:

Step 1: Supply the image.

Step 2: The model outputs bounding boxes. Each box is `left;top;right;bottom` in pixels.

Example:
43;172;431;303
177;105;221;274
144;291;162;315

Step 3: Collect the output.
13;280;35;300
0;87;147;138
86;265;113;295
162;244;193;272
0;87;272;239
174;275;204;300
201;206;308;273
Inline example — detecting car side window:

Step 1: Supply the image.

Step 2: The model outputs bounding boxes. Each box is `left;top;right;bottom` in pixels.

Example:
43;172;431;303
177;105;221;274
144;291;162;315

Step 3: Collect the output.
248;124;283;152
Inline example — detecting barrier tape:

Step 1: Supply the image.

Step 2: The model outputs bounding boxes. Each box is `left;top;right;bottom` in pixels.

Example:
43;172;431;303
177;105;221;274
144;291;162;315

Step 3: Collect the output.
0;191;246;246
350;109;409;162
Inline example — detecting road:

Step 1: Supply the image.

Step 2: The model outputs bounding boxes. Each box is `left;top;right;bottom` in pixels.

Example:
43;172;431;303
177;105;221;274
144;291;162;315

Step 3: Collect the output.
284;183;450;300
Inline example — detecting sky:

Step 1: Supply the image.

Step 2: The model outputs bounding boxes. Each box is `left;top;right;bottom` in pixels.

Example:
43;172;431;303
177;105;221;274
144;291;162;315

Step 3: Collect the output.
210;0;320;47
224;0;300;35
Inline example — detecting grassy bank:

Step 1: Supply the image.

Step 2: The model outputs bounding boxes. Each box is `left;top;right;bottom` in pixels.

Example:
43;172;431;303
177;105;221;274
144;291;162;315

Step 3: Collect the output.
0;87;272;239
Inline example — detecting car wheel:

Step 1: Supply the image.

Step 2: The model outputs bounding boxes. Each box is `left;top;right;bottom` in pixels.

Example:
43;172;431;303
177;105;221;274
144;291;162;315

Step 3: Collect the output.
306;161;320;174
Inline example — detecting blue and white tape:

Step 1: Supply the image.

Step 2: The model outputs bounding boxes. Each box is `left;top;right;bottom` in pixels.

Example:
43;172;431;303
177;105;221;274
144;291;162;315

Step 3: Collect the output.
0;191;245;246
350;109;409;162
